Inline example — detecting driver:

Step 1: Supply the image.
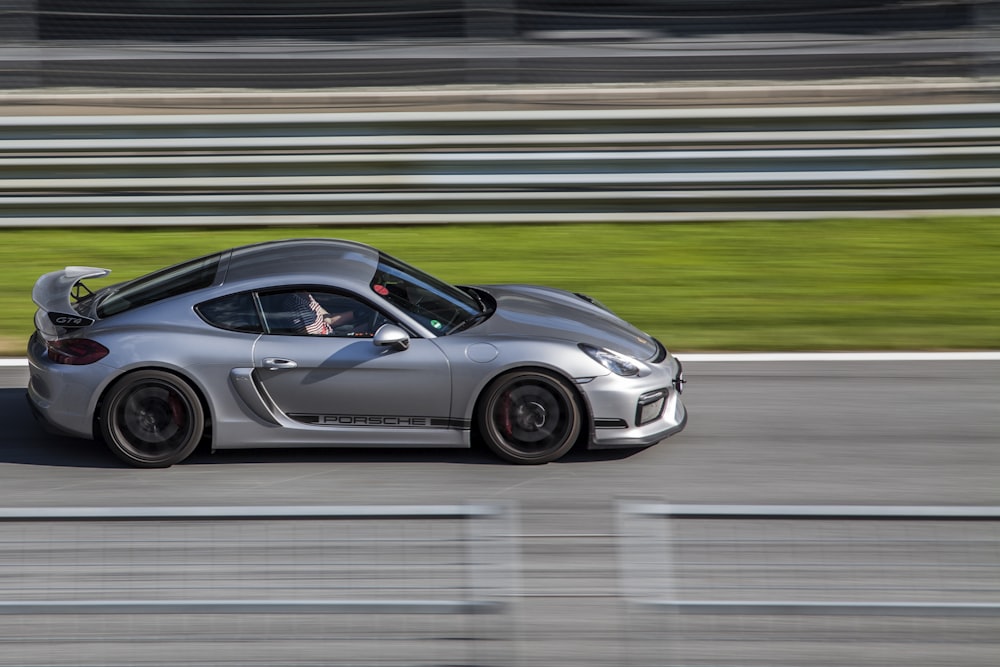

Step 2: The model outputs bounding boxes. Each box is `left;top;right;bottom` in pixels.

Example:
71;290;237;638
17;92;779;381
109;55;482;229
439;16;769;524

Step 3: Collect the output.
286;292;355;336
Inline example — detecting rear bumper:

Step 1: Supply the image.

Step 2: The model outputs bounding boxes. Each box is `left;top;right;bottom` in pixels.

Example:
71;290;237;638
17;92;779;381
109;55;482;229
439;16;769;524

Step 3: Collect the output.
26;332;107;440
25;390;83;439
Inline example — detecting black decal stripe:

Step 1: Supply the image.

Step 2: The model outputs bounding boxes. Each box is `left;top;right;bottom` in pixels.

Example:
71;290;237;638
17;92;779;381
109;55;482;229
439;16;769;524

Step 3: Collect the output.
431;418;472;429
289;414;468;429
293;414;320;424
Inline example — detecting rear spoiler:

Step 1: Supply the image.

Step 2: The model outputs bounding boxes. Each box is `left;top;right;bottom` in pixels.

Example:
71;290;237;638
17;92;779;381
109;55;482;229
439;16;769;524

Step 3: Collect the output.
32;266;110;334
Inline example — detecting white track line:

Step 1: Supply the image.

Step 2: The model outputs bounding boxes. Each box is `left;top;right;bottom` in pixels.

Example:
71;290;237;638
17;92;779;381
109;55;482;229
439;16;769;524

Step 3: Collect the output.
3;352;1000;368
679;352;1000;362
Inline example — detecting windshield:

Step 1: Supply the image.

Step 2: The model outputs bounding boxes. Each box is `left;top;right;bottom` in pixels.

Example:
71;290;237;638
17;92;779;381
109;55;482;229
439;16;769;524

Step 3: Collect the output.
370;253;483;334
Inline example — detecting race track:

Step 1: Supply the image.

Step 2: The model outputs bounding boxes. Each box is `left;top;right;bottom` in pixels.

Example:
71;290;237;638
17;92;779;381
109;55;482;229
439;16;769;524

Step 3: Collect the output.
0;357;997;666
2;358;997;507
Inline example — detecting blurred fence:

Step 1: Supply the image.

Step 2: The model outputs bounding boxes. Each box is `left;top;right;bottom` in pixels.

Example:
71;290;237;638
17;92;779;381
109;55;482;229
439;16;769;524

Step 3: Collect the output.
0;504;517;667
618;503;1000;667
2;501;998;666
1;1;999;87
1;103;999;226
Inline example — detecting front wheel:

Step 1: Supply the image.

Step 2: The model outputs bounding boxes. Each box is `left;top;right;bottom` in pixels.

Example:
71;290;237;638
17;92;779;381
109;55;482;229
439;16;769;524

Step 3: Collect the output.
99;370;204;468
477;370;582;464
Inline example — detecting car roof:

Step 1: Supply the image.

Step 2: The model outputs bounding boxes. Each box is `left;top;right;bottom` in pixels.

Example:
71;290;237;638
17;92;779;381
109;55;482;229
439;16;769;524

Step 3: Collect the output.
221;238;381;287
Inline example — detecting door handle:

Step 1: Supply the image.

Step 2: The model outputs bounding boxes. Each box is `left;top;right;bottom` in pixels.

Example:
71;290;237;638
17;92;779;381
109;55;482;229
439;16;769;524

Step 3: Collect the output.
262;358;298;370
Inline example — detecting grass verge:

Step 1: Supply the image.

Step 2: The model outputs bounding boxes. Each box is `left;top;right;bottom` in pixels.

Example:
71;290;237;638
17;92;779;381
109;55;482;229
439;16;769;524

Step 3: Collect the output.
3;218;998;356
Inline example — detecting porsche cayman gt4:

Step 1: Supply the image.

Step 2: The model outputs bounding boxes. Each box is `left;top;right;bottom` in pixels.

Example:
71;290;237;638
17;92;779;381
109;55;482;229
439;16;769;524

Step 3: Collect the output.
28;239;686;467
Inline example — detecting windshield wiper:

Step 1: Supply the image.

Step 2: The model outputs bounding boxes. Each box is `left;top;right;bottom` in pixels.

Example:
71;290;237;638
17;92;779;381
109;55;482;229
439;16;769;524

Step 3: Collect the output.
451;311;491;333
449;286;493;333
460;286;486;312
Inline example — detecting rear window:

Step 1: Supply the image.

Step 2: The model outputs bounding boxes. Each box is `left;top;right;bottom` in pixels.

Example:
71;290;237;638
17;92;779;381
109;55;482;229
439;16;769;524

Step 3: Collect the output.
196;292;263;333
98;254;222;318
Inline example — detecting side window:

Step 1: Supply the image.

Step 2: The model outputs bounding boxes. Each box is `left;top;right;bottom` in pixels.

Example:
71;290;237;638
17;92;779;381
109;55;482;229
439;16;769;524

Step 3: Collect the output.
195;292;263;333
258;289;386;337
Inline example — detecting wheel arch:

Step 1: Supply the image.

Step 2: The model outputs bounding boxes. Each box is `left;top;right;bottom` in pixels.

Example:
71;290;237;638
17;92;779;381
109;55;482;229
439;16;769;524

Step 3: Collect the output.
469;364;593;450
93;364;214;450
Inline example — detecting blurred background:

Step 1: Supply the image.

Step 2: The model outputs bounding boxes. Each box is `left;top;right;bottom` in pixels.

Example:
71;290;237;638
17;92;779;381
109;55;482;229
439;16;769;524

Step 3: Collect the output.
2;1;1000;353
1;2;999;666
1;0;999;99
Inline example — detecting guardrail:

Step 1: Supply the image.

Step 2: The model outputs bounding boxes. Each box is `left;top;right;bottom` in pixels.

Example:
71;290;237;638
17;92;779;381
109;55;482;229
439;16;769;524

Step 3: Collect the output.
2;103;1000;226
617;502;1000;666
0;504;517;666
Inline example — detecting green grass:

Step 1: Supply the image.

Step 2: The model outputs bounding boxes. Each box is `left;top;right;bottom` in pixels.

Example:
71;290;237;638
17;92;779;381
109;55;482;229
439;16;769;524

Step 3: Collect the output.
3;218;999;355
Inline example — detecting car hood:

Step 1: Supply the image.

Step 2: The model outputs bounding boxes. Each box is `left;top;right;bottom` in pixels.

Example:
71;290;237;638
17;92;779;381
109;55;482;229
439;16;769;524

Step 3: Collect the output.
473;284;660;361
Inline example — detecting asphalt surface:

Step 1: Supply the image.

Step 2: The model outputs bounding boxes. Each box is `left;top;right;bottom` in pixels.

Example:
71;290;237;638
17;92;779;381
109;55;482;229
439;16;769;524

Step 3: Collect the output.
0;358;997;666
2;359;997;507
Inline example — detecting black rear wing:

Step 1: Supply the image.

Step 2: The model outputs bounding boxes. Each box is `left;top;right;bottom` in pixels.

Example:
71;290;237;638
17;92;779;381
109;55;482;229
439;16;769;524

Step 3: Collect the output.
32;266;110;336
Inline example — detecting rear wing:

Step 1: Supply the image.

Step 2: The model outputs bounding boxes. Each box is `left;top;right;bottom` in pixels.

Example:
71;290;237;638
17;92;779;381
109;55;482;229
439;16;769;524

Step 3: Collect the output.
32;266;110;335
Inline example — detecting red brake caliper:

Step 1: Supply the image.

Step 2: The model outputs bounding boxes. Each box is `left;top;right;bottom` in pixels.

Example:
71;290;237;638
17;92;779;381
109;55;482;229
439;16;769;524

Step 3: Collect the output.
501;391;513;437
168;393;186;428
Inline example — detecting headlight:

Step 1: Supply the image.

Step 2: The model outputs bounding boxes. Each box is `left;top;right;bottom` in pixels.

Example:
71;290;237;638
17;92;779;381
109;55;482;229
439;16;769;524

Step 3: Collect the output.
579;343;641;377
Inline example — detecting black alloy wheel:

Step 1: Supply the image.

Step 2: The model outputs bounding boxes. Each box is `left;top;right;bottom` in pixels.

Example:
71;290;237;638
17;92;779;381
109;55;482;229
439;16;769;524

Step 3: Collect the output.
99;370;204;468
478;370;582;464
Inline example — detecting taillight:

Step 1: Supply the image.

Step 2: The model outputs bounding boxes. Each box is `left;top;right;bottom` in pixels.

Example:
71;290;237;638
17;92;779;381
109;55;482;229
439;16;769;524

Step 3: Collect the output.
47;338;109;365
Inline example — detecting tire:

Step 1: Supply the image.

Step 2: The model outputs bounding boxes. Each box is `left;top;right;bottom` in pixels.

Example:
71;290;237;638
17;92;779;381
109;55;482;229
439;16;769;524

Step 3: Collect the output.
477;370;582;464
99;370;204;468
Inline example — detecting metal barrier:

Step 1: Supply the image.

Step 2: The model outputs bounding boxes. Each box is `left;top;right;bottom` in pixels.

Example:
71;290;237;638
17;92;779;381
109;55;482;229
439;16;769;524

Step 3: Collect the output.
2;2;998;88
0;504;517;666
617;503;1000;666
2;103;1000;226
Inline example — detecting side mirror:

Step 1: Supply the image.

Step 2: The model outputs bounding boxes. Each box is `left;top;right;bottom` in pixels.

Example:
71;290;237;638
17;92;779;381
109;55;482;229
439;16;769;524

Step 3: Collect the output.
373;323;410;351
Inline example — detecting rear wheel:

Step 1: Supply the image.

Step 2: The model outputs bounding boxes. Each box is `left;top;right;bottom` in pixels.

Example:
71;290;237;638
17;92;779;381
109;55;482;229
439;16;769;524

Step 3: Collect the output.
99;370;204;468
477;370;582;464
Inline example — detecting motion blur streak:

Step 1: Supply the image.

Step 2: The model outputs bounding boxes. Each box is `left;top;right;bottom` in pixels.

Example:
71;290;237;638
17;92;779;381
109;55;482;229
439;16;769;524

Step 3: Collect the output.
2;1;999;664
1;359;999;665
1;0;998;89
7;351;1000;367
0;503;996;666
620;503;1000;667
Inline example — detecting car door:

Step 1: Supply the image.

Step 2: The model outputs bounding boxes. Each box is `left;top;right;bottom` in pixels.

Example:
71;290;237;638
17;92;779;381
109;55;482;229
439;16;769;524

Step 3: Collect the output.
252;288;453;430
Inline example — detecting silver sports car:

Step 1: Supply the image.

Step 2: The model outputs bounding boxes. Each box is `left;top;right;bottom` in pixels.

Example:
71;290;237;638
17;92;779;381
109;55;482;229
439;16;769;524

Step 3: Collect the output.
28;239;686;467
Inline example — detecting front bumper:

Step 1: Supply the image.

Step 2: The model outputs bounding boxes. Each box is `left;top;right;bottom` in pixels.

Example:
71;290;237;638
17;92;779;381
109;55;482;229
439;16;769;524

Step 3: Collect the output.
583;356;688;450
